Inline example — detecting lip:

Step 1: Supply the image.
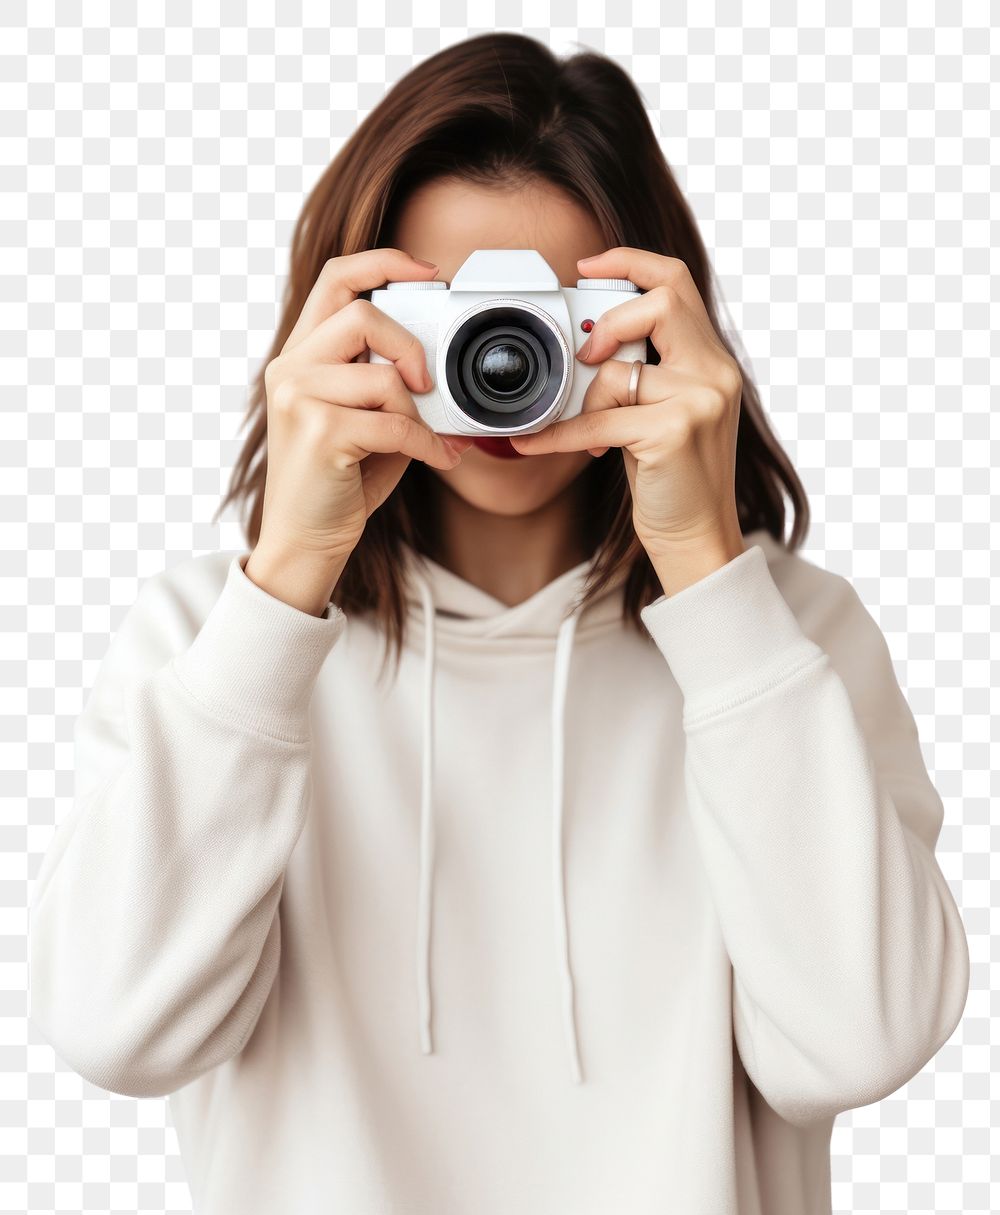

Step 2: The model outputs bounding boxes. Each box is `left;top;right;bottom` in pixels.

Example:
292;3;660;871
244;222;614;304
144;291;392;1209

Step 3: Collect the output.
469;436;528;460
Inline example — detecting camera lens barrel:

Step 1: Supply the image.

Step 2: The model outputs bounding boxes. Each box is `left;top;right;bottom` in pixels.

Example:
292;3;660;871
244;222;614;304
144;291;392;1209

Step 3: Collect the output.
444;303;568;429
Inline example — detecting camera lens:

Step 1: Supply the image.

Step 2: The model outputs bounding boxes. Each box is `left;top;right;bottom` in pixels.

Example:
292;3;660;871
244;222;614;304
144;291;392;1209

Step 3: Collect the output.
445;306;567;428
473;340;535;399
459;325;547;415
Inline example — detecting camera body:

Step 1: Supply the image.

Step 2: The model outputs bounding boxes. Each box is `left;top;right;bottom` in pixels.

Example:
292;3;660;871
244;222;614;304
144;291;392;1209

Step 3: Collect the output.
360;249;646;436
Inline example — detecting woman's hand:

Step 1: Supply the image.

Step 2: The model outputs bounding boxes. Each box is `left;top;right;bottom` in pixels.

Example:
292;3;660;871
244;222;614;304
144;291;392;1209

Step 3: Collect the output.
247;248;473;613
508;247;747;595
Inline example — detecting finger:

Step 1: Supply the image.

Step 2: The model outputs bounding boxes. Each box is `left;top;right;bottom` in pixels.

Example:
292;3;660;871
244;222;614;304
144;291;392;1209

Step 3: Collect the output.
276;360;433;416
297;396;463;471
360;423;471;513
508;402;651;456
577;247;714;331
579;284;720;373
510;360;717;456
281;248;438;355
281;360;474;456
294;296;433;399
578;358;699;416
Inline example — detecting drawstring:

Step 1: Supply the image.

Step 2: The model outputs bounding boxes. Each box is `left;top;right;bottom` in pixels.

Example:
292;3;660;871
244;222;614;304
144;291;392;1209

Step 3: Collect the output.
552;604;585;1083
409;561;587;1085
414;572;436;1058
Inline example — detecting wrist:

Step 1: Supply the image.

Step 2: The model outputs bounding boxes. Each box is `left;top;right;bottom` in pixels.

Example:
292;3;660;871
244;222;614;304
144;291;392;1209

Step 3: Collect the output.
244;544;349;618
645;533;746;598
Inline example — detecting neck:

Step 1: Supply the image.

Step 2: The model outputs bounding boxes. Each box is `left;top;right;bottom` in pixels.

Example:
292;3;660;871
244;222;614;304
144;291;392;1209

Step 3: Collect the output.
430;478;590;608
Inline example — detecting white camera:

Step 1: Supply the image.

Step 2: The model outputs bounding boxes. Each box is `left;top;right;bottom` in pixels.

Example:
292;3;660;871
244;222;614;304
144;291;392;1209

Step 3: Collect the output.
359;249;646;436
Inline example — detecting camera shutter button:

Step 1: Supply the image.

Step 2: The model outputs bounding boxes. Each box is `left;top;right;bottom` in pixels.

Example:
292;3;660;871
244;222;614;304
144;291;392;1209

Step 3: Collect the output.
384;281;448;291
574;278;640;293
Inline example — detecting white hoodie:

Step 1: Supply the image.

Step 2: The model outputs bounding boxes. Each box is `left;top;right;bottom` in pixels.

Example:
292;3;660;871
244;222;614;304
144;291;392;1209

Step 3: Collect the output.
28;527;969;1214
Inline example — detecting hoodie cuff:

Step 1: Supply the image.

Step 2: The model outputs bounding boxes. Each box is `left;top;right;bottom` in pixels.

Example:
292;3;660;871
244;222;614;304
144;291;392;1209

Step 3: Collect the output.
169;552;347;744
640;543;825;725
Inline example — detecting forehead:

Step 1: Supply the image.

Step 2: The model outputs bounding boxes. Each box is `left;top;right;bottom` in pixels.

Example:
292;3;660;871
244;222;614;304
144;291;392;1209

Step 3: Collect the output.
385;176;606;287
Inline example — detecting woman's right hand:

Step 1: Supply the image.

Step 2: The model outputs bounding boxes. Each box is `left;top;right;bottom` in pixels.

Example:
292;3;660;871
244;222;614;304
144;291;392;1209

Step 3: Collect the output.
246;249;473;613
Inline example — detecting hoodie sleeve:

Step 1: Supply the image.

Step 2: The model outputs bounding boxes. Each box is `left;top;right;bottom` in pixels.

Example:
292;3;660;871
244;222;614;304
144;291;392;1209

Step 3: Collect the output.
639;542;970;1129
28;552;347;1099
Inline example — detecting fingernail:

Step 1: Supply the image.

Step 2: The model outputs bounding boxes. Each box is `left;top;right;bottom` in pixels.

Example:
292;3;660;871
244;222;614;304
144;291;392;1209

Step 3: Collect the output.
443;438;464;459
422;368;434;391
577;335;594;360
578;254;600;264
412;256;437;268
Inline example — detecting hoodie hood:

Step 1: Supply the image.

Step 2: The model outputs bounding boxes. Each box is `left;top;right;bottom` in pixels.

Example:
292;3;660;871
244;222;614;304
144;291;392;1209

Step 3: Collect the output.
400;545;632;638
397;543;633;1085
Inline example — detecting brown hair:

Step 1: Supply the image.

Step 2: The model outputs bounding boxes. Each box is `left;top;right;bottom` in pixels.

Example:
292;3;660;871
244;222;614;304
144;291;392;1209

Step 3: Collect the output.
214;31;809;675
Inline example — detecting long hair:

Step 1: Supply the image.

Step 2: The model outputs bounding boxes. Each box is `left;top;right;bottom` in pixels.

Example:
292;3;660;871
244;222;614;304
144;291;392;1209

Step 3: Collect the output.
214;32;809;675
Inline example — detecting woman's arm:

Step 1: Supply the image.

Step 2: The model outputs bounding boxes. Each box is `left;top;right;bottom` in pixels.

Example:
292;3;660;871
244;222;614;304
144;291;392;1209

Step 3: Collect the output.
28;552;346;1098
640;542;970;1129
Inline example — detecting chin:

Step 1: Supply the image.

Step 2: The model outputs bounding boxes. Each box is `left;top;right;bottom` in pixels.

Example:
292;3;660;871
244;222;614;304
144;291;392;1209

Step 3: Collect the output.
435;452;590;514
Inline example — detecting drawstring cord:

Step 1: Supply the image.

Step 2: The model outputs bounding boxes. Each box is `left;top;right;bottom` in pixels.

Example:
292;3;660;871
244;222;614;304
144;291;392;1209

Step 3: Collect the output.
552;604;585;1084
410;562;586;1084
415;572;436;1057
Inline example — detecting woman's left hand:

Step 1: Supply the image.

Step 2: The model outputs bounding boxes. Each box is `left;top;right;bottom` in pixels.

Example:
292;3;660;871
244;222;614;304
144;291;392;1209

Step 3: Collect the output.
508;247;747;594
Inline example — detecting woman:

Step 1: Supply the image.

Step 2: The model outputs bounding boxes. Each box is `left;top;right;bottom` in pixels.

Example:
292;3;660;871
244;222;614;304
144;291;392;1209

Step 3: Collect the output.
28;31;969;1215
